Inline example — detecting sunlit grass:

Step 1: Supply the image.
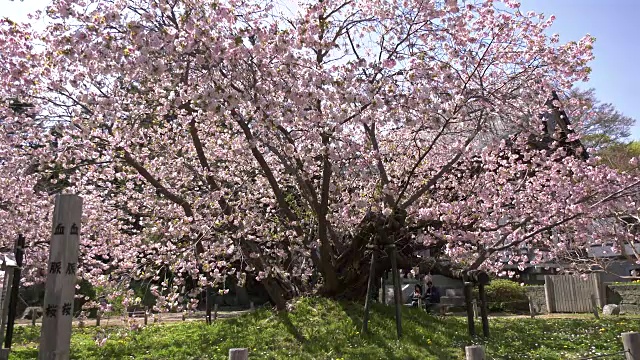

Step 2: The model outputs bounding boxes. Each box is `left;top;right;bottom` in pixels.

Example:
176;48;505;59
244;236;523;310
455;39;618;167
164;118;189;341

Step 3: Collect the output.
9;298;640;359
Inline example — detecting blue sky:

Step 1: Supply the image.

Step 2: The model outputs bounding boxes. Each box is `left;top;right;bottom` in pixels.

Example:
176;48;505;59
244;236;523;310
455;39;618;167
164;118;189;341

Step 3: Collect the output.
3;0;640;139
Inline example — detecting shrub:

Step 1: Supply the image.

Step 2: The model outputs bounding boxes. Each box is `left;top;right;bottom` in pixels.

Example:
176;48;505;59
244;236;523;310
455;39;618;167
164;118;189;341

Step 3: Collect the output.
475;279;529;313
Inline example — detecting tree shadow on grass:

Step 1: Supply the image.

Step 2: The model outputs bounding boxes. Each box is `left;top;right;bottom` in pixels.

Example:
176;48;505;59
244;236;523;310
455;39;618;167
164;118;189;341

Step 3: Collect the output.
276;311;307;343
340;301;469;360
337;301;417;360
401;313;468;360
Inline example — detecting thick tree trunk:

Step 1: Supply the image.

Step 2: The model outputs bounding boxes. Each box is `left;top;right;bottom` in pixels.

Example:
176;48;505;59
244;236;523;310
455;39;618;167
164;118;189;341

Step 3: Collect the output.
318;216;340;295
329;242;468;300
264;211;470;304
240;239;301;310
261;276;290;311
245;230;472;308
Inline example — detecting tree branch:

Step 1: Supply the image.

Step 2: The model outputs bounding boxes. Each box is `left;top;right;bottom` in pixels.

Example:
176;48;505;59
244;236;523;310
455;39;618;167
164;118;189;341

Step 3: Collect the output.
120;149;194;218
233;111;303;235
317;132;339;289
395;118;450;207
400;127;480;210
187;117;233;215
363;122;394;207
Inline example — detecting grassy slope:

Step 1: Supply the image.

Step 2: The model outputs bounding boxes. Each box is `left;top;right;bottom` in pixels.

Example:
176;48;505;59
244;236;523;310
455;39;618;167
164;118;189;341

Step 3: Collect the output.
10;297;640;360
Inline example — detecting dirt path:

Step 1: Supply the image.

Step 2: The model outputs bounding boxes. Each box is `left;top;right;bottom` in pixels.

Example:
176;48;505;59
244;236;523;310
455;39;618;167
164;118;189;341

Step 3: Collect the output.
15;309;254;327
16;309;637;328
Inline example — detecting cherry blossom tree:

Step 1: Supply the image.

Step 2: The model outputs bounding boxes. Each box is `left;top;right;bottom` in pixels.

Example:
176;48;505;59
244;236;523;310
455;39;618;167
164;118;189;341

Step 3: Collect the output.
1;0;638;310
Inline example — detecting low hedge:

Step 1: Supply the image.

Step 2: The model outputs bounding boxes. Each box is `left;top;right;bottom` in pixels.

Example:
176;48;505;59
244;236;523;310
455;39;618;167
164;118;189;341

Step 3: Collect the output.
474;279;529;313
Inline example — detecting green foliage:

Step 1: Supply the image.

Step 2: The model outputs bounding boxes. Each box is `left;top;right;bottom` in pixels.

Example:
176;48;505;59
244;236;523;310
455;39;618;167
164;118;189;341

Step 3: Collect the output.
76;279;98;316
610;280;640;285
130;279;159;308
628;140;640;155
477;279;529;312
596;140;640;173
11;326;41;346
8;298;640;359
582;133;612;147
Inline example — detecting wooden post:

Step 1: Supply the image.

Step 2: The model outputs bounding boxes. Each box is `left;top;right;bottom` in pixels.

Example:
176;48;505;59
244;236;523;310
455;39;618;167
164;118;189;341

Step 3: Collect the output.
622;332;640;360
205;286;212;325
214;303;218;321
388;244;403;339
78;311;85;328
472;300;478;319
31;308;37;327
96;311;101;327
228;348;248;360
0;349;10;360
593;272;606;308
528;298;536;318
250;301;254;310
5;234;25;349
464;282;476;337
380;273;386;305
38;194;83;360
590;294;600;320
362;249;377;334
478;283;489;338
544;275;555;313
465;345;485;360
0;268;14;346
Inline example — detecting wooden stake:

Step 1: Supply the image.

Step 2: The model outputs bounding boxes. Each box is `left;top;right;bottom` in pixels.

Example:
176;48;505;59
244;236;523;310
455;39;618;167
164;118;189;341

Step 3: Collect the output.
590;294;600;319
205;287;212;325
464;282;476;337
362;249;377;334
472;300;478;319
622;332;640;360
478;283;490;338
388;244;403;339
228;348;248;360
465;345;485;360
528;298;536;318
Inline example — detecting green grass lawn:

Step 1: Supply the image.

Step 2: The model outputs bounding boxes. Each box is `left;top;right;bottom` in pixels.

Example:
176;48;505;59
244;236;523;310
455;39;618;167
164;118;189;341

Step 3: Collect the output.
9;297;640;359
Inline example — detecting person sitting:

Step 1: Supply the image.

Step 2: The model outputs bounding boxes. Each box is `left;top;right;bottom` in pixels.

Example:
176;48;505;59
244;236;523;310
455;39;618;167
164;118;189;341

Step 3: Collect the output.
423;281;441;312
407;284;423;307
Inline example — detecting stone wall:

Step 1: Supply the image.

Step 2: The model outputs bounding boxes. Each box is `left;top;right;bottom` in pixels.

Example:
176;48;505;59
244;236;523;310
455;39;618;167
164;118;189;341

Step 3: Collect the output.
607;284;640;314
525;286;548;313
